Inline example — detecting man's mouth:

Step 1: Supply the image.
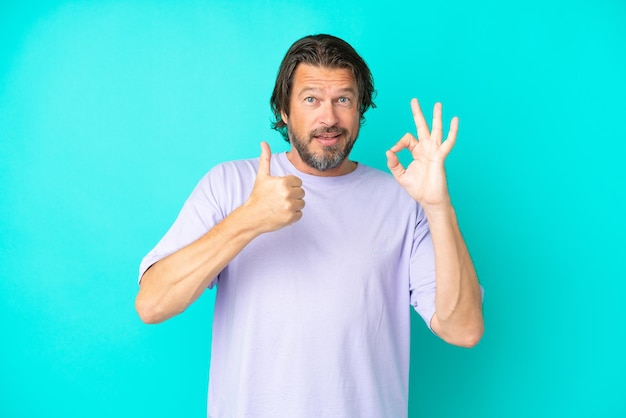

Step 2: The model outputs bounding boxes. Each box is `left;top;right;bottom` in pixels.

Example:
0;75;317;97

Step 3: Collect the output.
311;128;346;146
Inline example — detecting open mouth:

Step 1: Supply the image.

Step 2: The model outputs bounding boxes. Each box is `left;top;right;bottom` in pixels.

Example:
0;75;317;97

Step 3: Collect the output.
311;128;345;146
314;133;341;146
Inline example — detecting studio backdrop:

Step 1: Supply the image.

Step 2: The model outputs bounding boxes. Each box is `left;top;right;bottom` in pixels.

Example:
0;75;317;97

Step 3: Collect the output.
1;1;625;417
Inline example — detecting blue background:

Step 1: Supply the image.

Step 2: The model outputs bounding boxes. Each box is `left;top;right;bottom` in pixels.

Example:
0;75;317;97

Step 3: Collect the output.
1;0;625;416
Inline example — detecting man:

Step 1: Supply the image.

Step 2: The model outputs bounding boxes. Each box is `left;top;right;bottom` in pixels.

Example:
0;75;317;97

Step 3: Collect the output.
136;34;483;418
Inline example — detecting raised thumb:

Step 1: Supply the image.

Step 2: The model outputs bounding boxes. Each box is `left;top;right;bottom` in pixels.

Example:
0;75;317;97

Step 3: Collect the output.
257;141;272;176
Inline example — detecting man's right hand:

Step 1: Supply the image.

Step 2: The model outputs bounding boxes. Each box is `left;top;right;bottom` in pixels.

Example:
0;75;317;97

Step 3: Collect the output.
244;142;305;233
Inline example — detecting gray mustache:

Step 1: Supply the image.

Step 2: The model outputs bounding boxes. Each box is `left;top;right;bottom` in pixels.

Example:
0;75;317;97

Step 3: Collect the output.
310;127;347;136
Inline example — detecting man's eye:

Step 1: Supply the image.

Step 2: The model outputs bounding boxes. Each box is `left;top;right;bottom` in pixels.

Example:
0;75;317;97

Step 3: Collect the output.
305;97;316;103
338;97;350;104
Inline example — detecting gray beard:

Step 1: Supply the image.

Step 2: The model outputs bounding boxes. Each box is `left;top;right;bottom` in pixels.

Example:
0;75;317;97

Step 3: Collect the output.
288;127;356;172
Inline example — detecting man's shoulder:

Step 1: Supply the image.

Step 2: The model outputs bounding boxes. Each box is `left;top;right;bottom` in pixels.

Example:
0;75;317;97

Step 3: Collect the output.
188;156;261;203
210;155;259;172
200;156;260;183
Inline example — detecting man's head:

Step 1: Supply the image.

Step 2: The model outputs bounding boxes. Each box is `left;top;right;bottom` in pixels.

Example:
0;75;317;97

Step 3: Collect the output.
270;34;376;141
270;34;376;174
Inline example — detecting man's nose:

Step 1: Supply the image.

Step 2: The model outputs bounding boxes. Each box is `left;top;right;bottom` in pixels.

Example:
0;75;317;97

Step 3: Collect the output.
319;101;339;126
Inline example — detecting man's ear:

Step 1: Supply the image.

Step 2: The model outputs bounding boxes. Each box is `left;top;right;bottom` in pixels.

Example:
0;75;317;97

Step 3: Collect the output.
280;111;288;124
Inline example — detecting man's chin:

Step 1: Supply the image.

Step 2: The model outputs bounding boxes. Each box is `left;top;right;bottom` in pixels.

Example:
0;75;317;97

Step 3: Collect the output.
303;153;345;172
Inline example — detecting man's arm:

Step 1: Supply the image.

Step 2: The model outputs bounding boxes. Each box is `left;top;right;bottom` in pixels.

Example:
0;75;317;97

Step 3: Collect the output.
135;142;305;324
421;204;483;347
386;99;484;347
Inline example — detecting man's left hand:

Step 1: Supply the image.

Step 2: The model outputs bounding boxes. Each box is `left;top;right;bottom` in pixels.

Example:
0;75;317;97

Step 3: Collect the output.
386;98;458;210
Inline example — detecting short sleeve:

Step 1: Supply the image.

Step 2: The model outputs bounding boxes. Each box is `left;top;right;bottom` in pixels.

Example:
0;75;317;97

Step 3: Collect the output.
137;169;226;284
409;204;436;329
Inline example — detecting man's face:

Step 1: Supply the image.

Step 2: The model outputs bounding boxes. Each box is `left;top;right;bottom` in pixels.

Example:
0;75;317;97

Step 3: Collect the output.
281;63;361;176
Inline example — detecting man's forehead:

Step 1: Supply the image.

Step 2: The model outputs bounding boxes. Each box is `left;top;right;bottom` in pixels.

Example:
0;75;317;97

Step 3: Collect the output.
292;64;356;89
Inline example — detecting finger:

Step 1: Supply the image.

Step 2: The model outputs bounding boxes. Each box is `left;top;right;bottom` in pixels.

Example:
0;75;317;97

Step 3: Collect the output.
432;102;443;144
389;133;417;153
257;142;272;177
294;198;305;211
385;149;406;180
292;210;303;224
411;98;430;141
291;187;306;199
441;116;459;156
284;175;303;188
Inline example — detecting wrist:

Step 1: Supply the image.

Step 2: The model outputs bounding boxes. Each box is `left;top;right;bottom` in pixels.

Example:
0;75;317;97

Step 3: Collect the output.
230;203;269;238
422;200;455;222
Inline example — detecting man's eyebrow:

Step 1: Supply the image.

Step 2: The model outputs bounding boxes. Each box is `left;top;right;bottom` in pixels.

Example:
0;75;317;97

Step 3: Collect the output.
337;87;357;95
297;86;357;95
297;87;320;94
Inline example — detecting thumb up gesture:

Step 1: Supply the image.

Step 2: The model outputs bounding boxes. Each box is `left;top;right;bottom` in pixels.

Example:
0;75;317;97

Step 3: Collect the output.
244;142;305;233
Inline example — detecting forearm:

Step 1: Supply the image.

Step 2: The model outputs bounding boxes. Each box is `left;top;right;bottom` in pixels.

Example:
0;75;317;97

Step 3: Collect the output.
135;205;263;324
424;204;484;347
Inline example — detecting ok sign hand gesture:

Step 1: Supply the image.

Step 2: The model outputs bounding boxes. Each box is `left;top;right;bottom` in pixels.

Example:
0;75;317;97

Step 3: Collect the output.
386;98;458;211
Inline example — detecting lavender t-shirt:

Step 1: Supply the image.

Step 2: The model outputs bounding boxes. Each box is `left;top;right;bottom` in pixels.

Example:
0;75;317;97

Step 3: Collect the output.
139;152;436;418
